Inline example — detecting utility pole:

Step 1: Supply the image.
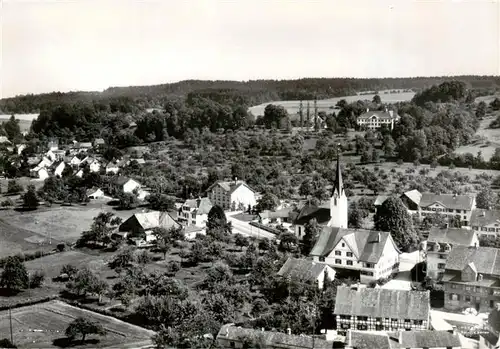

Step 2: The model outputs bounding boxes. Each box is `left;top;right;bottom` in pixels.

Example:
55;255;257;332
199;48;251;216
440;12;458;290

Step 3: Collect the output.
306;101;310;131
314;97;318;132
9;306;13;344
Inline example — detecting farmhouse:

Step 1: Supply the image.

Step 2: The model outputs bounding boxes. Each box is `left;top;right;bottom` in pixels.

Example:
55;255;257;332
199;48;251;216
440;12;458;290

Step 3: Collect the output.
356;108;399;130
116;177;141;193
310;228;400;283
334;287;430;335
442;245;500;312
81;157;101;173
119;211;181;242
258;207;293;225
53;161;66;177
293;155;348;238
45;149;57;162
426;226;479;279
345;330;462;349
470;209;500;236
178;197;212;227
375;190;476;226
207;179;257;211
277;257;336;289
216;323;334;349
87;187;104;199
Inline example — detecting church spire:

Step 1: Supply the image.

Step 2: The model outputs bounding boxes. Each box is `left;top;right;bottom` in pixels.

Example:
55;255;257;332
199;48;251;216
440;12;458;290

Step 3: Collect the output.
333;144;343;197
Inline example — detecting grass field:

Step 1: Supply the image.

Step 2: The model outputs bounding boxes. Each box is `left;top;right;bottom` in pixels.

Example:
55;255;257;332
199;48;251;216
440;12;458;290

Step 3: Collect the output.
0;300;154;348
248;90;415;117
455;115;500;161
0;114;38;133
0;206;145;245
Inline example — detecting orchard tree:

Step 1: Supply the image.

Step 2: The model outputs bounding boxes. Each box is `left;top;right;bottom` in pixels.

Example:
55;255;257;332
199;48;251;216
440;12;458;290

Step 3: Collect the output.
476;187;497;209
372;94;381;104
77;212;122;247
374;196;418;252
65;317;106;343
22;185;39;210
1;256;28;293
302;218;321;255
255;192;279;213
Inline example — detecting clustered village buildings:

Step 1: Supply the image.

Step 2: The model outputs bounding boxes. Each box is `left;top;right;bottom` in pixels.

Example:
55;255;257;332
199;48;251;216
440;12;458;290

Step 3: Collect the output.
9;136;500;348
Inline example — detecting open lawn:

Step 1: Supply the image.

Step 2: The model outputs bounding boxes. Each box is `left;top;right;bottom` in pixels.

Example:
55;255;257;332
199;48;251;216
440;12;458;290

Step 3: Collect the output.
1;206;145;245
454;115;500;161
0;300;154;348
248;90;415;117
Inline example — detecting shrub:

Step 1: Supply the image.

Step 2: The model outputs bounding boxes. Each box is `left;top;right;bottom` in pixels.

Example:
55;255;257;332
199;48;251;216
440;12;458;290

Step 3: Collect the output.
1;199;14;207
29;270;45;288
166;261;181;274
57;243;66;252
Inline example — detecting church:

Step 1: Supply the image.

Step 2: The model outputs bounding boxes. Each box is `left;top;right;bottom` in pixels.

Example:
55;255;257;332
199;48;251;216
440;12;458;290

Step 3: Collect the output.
292;154;401;284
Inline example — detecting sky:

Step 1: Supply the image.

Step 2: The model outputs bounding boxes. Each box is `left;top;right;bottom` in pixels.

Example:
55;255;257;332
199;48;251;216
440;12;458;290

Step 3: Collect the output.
1;0;499;98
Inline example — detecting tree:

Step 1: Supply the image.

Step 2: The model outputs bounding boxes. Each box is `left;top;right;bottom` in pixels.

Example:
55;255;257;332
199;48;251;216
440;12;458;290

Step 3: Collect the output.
234;233;249;251
154;226;185;259
146;193;176;211
278;232;299;253
476;101;487;119
78;212;122;247
372;94;381;104
1;256;28;292
118;192;139;210
7;180;23;194
302;218;321;255
374;196;418;252
66;267;107;301
262;104;288;129
22;185;39;210
255;192;279;213
476;187;497;209
348;202;367;229
207;205;230;233
108;248;135;273
29;270;45;288
3;116;22;142
65;317;106;343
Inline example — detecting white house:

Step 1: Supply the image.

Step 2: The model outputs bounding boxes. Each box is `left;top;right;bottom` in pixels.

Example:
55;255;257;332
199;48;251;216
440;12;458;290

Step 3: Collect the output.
81;157;101;173
75;169;83;178
0;136;11;144
16;144;26;155
87;188;104;199
178;197;213;227
34;168;49;181
207;180;257;211
45;150;57;162
105;161;120;174
54;161;66;177
119;211;181;243
70;156;82;166
277;257;336;289
310;228;401;284
356;108;400;130
116;177;141;194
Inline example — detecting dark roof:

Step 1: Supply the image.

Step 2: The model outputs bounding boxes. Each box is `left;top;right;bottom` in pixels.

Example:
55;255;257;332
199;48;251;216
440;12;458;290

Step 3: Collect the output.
470;209;500;227
333;155;344;197
348;331;391;349
216;324;333;349
419;192;475;210
391;330;462;348
481;331;499;346
358;110;397;121
119;211;180;232
334;286;430;321
293;204;331;226
277;257;334;283
445;245;500;276
309;227;398;263
115;176;136;186
427;227;477;246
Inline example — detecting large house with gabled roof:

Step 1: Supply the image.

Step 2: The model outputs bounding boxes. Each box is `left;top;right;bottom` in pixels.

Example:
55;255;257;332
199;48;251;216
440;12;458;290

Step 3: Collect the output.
310;227;400;283
334;287;430;335
206;179;257;211
277;257;336;289
470;208;500;236
442;245;500;312
178;197;213;227
356;108;399;130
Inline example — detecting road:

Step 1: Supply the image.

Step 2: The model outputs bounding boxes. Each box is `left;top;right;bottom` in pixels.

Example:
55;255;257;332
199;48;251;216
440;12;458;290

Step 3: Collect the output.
227;213;276;240
382;251;422;291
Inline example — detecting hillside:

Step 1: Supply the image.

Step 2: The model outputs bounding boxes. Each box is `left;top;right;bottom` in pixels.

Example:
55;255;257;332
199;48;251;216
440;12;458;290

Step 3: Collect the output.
2;75;500;114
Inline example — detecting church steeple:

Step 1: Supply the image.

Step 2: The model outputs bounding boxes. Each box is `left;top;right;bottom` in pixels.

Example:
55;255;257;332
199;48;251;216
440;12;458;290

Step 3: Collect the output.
333;144;343;197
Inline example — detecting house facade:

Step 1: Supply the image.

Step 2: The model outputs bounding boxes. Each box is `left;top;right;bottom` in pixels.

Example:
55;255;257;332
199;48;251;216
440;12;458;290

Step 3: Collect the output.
119;211;180;242
471;209;500;237
310;228;400;283
207;180;256;211
177;197;212;227
356;109;399;130
277;257;336;289
334;287;430;336
426;226;479;280
54;161;66;177
442;245;500;312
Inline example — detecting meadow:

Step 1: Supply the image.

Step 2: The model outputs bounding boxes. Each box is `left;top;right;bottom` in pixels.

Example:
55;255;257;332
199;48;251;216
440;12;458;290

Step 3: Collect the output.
0;113;38;133
248;90;415;117
454;114;500;161
0;300;154;348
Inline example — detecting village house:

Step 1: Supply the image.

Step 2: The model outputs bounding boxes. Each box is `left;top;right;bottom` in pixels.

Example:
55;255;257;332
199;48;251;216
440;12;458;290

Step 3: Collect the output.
216;324;334;349
81;157;101;173
105;161;121;174
116;177;142;194
426;226;479;280
442;245;500;312
48;138;59;151
54;161;66;177
177;197;212;227
356;108;399;130
75;169;83;178
86;188;104;200
334;287;430;335
310;228;400;284
75;142;92;151
45;149;57;162
293;155;348;239
258;207;293;225
16;143;26;155
207;179;257;211
375;190;476;226
345;330;463;349
93;138;105;148
32;167;49;181
470;209;500;237
69;156;82;166
119;211;181;243
277;257;336;289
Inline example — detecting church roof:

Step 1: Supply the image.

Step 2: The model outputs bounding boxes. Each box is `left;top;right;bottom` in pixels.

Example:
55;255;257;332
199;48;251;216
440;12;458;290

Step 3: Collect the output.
333;153;344;197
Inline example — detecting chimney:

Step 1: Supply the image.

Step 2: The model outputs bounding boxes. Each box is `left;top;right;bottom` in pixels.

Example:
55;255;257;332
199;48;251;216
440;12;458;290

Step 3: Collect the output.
262;328;265;332
287;328;291;335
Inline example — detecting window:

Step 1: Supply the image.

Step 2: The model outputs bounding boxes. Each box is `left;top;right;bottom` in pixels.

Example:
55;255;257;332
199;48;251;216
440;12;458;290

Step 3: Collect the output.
230;342;235;348
475;286;481;293
358;316;368;321
465;295;471;302
342;243;345;247
319;256;325;262
340;315;351;320
335;251;342;256
335;259;342;264
347;260;353;266
491;300;495;308
413;320;423;325
375;324;383;331
438;263;446;269
346;252;353;257
357;324;367;330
